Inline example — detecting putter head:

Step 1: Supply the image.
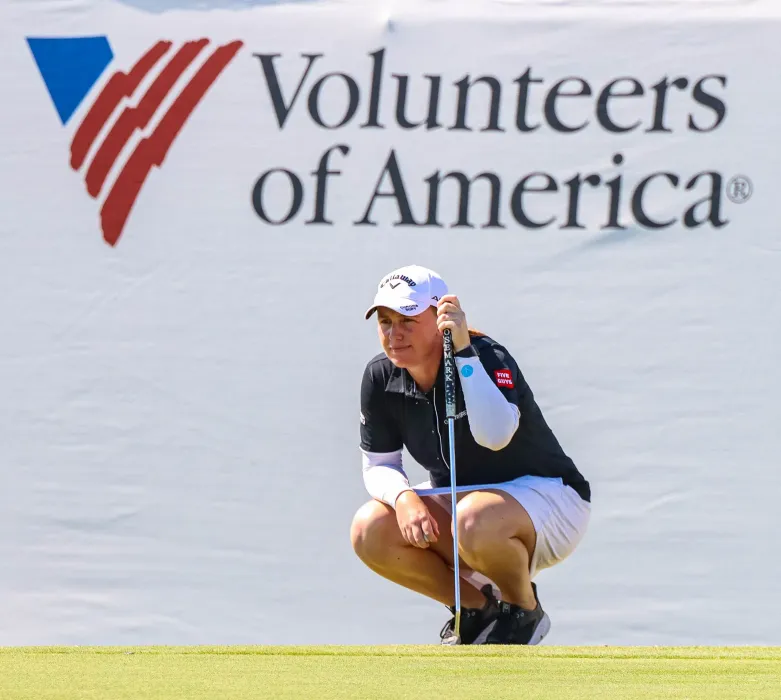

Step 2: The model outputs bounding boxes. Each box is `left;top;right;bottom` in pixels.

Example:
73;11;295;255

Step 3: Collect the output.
440;611;462;646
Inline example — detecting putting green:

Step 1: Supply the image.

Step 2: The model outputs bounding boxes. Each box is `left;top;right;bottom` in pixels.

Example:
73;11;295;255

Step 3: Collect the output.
1;646;778;699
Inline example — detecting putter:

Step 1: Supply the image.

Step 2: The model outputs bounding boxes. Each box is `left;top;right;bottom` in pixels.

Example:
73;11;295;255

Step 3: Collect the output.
442;328;461;643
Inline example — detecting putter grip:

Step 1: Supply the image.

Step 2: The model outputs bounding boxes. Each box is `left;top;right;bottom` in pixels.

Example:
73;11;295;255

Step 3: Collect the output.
443;329;457;418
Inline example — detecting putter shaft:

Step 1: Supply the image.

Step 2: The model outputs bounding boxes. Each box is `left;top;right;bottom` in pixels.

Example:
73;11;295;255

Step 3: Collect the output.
449;416;461;639
442;329;461;642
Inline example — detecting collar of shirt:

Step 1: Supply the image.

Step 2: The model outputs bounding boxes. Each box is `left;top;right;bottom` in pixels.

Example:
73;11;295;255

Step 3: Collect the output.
384;361;445;400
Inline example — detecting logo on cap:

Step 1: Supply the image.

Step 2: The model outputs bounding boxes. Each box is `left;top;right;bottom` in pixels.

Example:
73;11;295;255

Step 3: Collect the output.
381;274;417;289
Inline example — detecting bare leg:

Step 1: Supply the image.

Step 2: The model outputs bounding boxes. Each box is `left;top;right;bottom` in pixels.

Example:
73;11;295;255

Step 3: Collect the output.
350;498;487;609
454;490;538;610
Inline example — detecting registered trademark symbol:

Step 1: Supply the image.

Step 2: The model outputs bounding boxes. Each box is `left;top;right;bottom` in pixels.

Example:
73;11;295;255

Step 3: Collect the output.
726;176;753;203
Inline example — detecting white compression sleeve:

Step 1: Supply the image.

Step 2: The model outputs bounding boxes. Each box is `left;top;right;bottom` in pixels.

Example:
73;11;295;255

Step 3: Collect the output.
455;355;520;450
361;448;412;507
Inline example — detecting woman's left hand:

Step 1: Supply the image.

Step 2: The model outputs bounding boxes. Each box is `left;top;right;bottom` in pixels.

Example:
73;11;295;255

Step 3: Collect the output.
437;295;471;353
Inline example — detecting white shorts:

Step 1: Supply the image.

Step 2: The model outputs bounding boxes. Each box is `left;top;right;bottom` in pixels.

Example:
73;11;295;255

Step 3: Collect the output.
413;475;591;594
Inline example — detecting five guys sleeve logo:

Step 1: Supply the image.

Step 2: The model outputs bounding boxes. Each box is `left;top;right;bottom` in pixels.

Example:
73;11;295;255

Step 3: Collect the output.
494;369;515;389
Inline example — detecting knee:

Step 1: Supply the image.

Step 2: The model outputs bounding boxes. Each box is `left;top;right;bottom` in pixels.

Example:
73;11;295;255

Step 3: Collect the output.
454;503;498;557
350;500;397;564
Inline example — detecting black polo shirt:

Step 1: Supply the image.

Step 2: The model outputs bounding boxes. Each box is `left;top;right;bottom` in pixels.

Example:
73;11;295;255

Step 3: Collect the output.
359;334;591;503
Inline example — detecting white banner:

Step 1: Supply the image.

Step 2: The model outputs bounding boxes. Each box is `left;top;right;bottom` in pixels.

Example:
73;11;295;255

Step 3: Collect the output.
1;0;779;645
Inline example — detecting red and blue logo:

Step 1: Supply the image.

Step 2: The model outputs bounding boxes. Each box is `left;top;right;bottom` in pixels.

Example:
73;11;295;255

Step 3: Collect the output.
27;36;243;246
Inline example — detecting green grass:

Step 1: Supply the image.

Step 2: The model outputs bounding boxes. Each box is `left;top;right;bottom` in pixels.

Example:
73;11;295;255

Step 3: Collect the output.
1;646;779;699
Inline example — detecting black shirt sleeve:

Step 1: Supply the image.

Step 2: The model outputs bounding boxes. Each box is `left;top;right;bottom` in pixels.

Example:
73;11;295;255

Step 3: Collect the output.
473;340;526;408
359;360;403;453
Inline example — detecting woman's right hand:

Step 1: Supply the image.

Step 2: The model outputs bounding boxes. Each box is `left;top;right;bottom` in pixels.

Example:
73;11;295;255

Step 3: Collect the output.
395;490;440;548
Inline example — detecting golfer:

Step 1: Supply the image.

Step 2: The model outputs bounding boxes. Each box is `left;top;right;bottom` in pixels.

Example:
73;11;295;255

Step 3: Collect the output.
350;265;591;645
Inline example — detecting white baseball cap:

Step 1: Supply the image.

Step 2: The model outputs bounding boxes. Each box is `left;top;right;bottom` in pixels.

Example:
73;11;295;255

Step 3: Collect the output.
365;264;449;320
